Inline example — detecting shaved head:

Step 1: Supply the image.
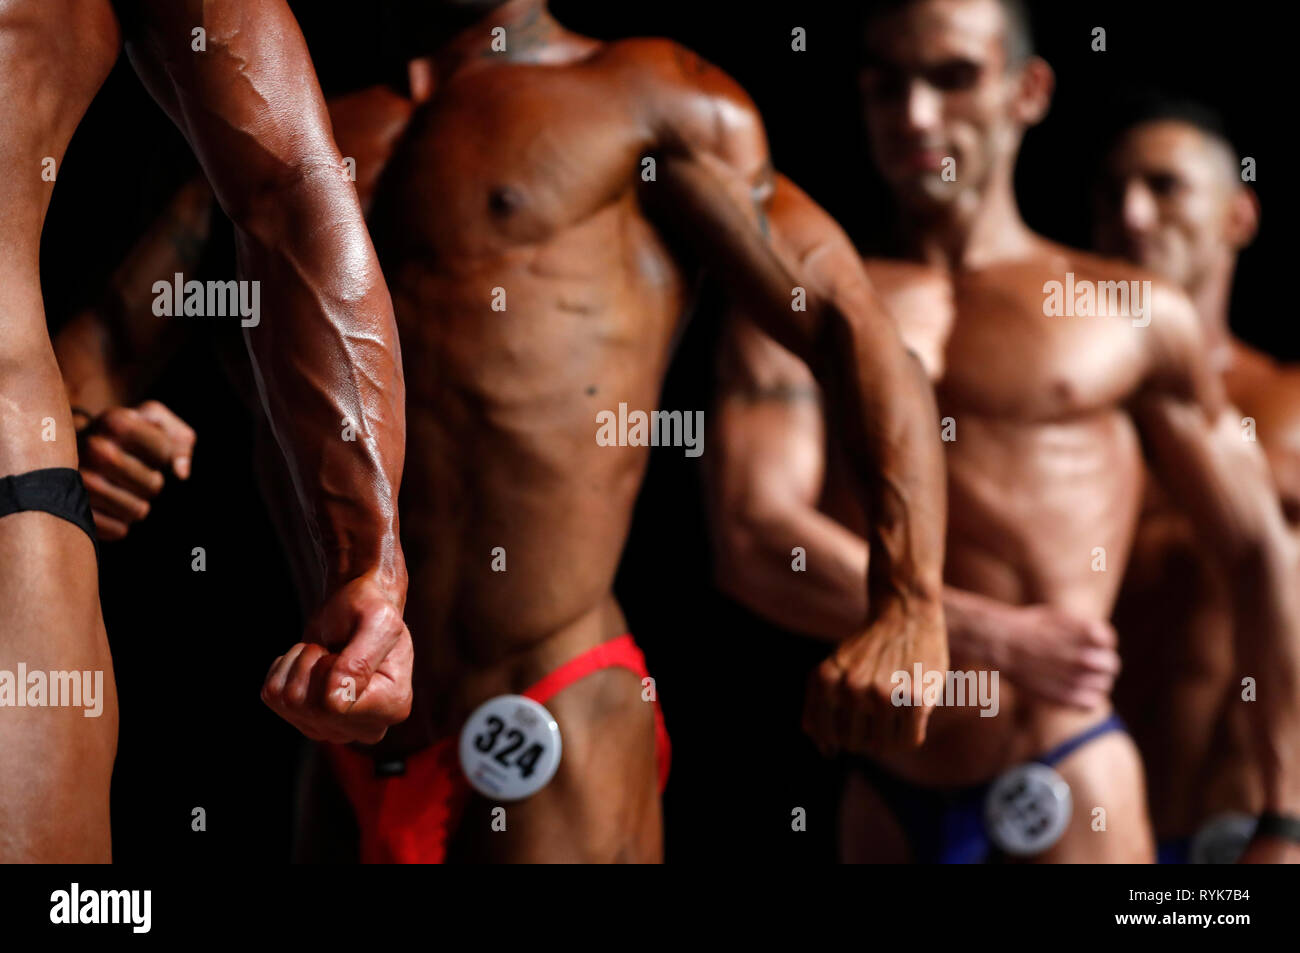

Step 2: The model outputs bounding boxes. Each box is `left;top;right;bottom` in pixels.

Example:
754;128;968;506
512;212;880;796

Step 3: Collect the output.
1105;92;1239;185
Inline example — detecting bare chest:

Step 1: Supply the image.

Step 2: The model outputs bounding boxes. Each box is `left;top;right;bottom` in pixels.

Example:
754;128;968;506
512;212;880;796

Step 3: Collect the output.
372;68;654;262
935;278;1150;423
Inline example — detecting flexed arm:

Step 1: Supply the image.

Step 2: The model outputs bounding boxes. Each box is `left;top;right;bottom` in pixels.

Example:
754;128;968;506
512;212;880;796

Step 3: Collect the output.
118;0;411;742
1133;286;1300;839
637;48;948;753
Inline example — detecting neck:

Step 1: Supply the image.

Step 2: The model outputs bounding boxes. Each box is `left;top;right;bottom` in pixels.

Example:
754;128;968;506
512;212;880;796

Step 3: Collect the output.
900;167;1039;270
1188;258;1237;358
431;0;567;83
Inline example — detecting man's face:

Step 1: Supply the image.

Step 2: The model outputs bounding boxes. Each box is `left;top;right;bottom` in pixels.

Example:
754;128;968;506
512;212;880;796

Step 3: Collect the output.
1094;120;1240;290
860;0;1026;209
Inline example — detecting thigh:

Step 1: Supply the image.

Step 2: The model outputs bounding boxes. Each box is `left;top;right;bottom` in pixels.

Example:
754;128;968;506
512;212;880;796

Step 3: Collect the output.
452;666;662;863
1032;730;1155;863
0;512;116;861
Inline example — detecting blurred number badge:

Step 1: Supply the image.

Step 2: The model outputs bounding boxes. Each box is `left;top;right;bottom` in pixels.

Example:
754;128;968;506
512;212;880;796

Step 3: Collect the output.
985;762;1072;857
459;694;562;800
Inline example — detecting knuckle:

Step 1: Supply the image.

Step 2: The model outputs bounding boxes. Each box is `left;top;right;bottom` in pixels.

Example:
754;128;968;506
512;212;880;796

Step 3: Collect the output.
816;668;840;693
85;435;118;464
342;654;373;682
844;672;875;698
100;408;135;435
371;601;402;632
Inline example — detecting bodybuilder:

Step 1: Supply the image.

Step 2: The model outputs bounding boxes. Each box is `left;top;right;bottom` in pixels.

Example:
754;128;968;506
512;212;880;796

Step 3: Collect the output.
57;0;947;862
1;0;411;861
1098;99;1300;862
709;0;1300;862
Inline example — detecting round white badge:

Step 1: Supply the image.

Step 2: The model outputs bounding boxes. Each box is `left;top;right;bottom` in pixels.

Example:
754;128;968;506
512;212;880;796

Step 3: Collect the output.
1190;812;1257;865
984;762;1073;857
458;694;562;801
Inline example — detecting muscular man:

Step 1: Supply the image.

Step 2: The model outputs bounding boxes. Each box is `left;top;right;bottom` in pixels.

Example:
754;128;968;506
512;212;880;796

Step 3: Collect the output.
710;0;1300;862
1095;98;1300;862
58;0;948;862
1;0;412;861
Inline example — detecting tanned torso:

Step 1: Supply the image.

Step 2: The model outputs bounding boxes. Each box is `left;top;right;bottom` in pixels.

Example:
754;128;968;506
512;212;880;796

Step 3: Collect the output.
1115;343;1300;836
365;41;699;756
213;31;749;859
823;246;1157;787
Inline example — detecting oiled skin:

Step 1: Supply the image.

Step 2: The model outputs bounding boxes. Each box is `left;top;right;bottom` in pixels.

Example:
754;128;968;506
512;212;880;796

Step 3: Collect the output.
1115;346;1300;838
847;251;1152;784
1;0;410;860
358;42;688;861
59;2;952;861
716;247;1163;862
848;243;1300;863
838;0;1299;863
1096;120;1300;848
282;4;943;860
365;15;946;861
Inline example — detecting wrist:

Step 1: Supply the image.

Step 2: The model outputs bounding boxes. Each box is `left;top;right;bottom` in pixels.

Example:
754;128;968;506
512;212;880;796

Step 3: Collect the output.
326;552;408;610
64;373;130;425
943;588;1006;669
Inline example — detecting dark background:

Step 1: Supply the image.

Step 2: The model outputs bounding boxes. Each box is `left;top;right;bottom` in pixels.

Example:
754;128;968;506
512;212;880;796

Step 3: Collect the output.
38;0;1288;863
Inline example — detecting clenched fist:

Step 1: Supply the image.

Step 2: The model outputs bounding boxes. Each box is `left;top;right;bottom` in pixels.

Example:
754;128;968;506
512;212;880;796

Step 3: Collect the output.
261;573;413;744
803;596;947;757
76;400;195;540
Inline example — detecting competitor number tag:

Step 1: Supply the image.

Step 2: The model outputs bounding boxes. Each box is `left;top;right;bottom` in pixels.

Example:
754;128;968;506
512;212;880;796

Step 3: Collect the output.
459;694;562;801
984;762;1072;857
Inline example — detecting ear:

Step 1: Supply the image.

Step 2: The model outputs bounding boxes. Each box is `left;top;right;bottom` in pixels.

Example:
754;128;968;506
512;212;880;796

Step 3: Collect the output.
1010;57;1054;127
1225;185;1260;250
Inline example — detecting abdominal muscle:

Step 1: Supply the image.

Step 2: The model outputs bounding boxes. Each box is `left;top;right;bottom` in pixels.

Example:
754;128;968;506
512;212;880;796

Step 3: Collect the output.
826;408;1144;787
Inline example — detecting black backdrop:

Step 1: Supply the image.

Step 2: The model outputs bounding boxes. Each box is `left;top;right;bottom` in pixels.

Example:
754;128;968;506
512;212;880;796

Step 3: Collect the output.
38;0;1290;863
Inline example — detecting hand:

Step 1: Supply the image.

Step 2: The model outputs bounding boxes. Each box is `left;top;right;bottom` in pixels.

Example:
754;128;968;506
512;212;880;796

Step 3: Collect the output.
261;573;413;744
996;605;1120;710
803;596;947;757
76;400;195;540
